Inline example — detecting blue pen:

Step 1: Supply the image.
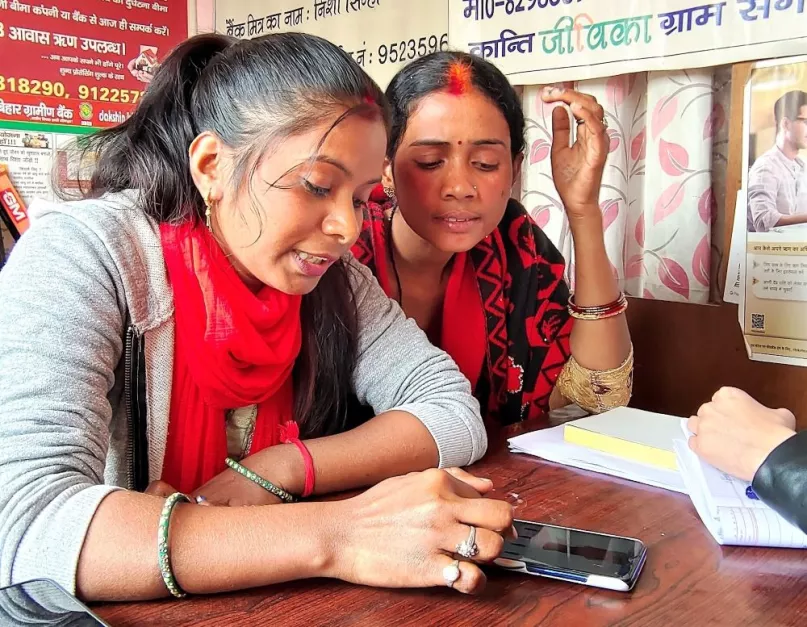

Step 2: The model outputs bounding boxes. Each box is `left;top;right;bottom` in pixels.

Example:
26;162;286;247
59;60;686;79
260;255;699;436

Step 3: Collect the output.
746;485;759;500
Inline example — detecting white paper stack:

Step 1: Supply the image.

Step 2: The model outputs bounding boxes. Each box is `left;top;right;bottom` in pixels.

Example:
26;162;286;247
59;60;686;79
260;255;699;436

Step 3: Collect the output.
510;413;807;548
508;424;686;494
675;422;807;548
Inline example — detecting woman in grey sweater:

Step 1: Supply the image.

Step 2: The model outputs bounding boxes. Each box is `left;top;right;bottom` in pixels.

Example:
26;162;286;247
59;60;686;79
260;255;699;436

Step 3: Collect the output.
0;33;510;601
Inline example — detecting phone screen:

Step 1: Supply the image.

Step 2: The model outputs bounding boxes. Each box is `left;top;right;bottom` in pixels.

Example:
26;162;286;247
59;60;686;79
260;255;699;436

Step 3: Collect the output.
502;520;645;580
0;578;109;626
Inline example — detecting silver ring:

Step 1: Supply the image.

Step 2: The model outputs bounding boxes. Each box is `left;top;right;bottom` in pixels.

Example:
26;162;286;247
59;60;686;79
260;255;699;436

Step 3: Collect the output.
456;525;479;559
443;559;461;588
195;495;207;504
576;117;609;130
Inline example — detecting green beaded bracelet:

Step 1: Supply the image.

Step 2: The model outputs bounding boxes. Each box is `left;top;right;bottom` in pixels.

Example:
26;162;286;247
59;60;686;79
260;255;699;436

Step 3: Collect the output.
225;457;295;503
158;492;192;598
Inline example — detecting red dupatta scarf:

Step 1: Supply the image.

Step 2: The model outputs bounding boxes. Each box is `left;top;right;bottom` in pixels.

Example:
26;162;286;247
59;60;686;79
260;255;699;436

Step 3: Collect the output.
159;222;302;493
371;238;487;391
352;197;574;425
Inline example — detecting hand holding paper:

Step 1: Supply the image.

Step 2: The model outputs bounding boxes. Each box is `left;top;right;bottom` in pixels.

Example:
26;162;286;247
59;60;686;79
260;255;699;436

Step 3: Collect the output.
676;420;807;549
687;386;796;482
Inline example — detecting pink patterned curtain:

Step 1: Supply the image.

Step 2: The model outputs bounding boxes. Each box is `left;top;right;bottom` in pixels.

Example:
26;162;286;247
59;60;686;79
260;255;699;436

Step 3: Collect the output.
522;70;729;303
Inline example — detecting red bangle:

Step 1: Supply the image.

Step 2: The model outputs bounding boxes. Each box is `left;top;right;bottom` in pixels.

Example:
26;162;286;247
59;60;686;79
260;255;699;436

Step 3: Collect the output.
567;292;628;320
279;421;316;498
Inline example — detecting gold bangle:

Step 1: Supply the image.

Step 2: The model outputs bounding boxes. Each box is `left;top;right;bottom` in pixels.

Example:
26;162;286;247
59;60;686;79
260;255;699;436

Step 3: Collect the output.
556;346;634;414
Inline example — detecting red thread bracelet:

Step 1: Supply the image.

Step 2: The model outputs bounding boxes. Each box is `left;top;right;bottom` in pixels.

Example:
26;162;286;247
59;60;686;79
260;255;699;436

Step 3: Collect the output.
279;421;316;498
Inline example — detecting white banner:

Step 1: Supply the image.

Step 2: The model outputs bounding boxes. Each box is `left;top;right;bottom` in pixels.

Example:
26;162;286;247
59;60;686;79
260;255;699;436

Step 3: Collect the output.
448;0;807;85
214;0;448;87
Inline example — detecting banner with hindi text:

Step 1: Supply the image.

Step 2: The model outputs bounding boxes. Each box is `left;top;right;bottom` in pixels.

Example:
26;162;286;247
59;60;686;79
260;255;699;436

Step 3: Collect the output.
0;0;189;132
214;0;448;88
448;0;807;85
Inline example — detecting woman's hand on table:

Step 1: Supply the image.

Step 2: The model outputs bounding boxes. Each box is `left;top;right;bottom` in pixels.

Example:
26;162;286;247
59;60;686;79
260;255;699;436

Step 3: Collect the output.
688;387;796;482
330;467;514;595
145;466;285;507
190;445;299;506
147;478;285;506
191;463;284;506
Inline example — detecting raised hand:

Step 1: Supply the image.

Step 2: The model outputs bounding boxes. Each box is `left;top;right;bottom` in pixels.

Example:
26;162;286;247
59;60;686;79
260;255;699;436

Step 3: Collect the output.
542;86;609;220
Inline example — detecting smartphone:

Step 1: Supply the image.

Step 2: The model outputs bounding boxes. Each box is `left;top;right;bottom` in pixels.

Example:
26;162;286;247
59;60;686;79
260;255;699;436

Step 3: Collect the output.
0;578;110;626
494;519;647;591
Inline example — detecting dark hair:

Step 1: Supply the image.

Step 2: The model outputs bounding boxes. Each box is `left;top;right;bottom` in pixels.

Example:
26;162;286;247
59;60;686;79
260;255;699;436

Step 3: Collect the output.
63;32;390;438
774;90;807;127
385;51;525;160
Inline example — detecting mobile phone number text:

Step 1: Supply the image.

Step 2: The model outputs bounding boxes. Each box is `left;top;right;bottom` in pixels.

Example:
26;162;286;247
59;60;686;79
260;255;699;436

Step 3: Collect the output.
378;34;449;64
344;34;450;67
0;77;142;103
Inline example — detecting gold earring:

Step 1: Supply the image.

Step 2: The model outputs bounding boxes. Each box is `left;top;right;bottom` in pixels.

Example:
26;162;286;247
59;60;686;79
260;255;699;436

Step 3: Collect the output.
383;185;396;199
204;190;214;232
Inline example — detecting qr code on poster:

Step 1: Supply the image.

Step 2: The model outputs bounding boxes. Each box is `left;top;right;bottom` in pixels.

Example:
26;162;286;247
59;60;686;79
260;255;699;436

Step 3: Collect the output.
751;313;766;332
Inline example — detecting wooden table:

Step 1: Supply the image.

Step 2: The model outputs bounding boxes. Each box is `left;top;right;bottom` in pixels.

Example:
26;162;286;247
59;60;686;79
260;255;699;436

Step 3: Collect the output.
95;423;807;626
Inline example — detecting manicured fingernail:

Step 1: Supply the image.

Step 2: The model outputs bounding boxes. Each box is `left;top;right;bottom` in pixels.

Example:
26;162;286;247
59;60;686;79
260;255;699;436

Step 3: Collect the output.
195;495;207;504
571;102;583;111
481;478;493;484
511;524;519;538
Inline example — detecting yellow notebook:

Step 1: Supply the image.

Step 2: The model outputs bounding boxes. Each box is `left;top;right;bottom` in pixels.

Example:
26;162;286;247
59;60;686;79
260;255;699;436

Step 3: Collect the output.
563;407;681;471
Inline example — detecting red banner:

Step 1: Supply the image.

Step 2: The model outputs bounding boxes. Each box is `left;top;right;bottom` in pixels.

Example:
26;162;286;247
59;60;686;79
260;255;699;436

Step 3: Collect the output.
0;0;188;130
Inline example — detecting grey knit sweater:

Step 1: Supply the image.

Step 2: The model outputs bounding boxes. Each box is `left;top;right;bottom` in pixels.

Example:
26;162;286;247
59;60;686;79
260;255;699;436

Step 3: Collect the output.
0;192;487;593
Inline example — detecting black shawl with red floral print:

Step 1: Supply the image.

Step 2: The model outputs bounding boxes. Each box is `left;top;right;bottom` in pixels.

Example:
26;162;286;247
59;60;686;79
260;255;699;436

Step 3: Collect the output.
353;199;573;426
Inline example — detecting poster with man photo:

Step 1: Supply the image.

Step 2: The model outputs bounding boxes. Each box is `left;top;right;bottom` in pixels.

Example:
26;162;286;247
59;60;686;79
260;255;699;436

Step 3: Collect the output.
740;57;807;367
746;62;807;233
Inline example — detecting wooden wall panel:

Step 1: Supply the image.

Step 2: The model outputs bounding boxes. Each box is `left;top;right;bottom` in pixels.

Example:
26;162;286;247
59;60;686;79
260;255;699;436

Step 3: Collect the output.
627;297;807;427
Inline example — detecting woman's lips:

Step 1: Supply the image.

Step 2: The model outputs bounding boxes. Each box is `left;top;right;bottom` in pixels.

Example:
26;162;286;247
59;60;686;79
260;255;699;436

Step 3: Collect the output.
292;250;336;277
433;211;481;234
